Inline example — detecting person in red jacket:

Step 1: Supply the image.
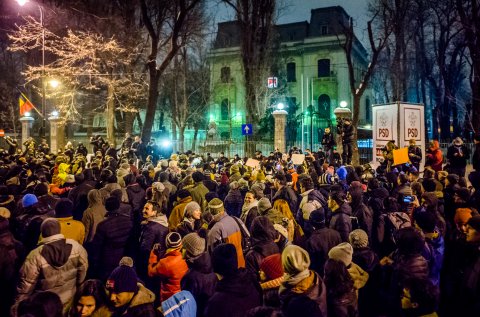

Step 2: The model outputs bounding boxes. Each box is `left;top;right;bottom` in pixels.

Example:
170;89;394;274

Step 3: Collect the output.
148;232;188;303
425;140;443;172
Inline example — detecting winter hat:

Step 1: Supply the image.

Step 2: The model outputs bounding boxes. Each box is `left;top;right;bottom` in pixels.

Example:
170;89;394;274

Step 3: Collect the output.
0;207;11;219
309;209;326;227
192;171;204;183
336;166;347;181
282;245;311;275
328;242;353;266
208;198;224;215
40;218;60;238
257;197;272;214
349;229;369;249
106;257;139;294
55;198;74;218
182;230;207;258
105;196;120;212
318;173;333;185
212;243;238;276
152;182;165;193
251;183;266;199
260;253;284;280
251;216;277;241
22;194;38;208
437;171;448;183
274;224;289;240
238;178;249;189
455;187;471;202
184;201;201;218
166;232;182;249
229;181;239;190
467;216;480;232
177;189;191;199
230;165;240;174
446;174;460;186
454;208;473;225
414;211;437;233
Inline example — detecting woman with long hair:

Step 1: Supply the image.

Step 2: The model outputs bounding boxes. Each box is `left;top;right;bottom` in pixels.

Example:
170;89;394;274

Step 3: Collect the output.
69;279;111;317
324;258;358;317
273;199;295;242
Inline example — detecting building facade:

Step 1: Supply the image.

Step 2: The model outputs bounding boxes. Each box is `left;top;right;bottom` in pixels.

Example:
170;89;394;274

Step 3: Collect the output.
208;6;373;147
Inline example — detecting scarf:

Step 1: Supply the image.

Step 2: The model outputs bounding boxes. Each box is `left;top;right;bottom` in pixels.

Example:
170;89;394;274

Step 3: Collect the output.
241;200;258;222
279;269;312;293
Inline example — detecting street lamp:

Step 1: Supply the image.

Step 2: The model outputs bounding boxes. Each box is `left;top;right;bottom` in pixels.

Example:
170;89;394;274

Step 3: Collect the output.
16;0;46;137
340;100;348;108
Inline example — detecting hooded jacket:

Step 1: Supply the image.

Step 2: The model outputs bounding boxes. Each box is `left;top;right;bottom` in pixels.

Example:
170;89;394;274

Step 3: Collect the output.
16;234;88;308
349;189;373;239
245;217;280;276
224;188;243;218
148;248;189;302
112;283;156;317
204;269;262;317
329;203;353;242
181;252;218;317
305;227;342;276
169;196;193;230
126;182;146;217
139;215;169;259
426;141;443;172
188;182;209;212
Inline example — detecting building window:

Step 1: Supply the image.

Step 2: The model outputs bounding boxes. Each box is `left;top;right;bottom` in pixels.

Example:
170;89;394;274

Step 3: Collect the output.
287;62;296;82
220;67;230;83
321;25;328;35
317;59;330;77
365;97;371;122
318;94;331;119
221;99;229;120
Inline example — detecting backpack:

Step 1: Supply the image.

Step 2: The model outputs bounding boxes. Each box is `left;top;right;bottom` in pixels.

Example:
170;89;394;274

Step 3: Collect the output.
232;216;252;254
386;212;411;231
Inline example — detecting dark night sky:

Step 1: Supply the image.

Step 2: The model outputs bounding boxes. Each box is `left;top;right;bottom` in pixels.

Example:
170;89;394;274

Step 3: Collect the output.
207;0;371;41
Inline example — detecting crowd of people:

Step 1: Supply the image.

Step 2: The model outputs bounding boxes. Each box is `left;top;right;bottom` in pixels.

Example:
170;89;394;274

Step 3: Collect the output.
0;132;479;317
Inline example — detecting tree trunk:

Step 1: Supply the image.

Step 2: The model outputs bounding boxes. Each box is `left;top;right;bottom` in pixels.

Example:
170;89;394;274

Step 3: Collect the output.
192;127;199;152
178;125;186;153
141;72;160;144
107;83;116;147
172;122;177;153
124;112;134;134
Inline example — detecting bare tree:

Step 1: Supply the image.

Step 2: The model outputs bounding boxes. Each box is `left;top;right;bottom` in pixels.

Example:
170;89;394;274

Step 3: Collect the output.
139;0;203;144
341;10;393;164
456;0;480;135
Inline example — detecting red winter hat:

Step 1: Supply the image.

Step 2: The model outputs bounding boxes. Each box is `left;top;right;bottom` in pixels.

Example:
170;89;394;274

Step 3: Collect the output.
260;253;284;280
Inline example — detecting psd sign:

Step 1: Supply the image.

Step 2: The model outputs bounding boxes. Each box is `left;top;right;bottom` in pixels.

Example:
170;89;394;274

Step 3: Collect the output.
372;102;425;171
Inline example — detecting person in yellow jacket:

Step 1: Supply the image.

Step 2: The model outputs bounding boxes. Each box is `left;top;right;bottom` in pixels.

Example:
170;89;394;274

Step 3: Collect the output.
53;198;86;245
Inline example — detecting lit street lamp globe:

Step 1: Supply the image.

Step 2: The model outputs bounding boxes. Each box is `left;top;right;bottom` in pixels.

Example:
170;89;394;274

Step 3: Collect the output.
340;101;348;108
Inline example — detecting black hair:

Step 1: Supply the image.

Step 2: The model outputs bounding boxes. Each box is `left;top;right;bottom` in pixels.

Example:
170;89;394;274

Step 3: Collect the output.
324;258;354;298
402;278;439;315
71;279;109;317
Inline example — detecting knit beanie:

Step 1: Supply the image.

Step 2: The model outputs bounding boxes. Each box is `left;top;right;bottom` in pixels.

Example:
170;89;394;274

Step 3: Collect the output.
182;230;207;258
184;201;201;218
22;194;38;208
152;182;165;193
309;209;326;227
454;208;473;225
40;218;60;237
251;183;265;199
0;207;11;220
208;198;224;215
336;166;347;181
55;198;74;218
414;211;437;233
106;257;139;294
282;245;311;275
105;196;120;212
166;232;182;249
349;229;369;249
328;242;353;266
229;181;239;190
257;197;272;214
260;253;284;280
212;243;238;276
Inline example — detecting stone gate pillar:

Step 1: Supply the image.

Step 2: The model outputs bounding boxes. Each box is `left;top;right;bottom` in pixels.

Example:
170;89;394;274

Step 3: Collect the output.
273;109;288;153
20;116;34;147
49;115;65;154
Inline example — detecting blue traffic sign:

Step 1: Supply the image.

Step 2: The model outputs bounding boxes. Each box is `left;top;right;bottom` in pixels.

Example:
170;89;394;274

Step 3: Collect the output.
242;124;253;135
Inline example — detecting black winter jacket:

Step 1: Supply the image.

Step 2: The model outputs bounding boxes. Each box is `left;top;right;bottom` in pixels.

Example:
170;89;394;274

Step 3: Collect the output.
329;203;353;242
305;227;342;276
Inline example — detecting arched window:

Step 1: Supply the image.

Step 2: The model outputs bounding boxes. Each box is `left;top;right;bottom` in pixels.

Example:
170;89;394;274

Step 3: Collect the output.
365;97;371;122
317;59;330;77
221;99;229;120
318;94;331;119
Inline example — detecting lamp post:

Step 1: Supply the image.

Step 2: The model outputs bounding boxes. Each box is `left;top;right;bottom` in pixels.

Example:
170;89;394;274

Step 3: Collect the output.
16;0;46;138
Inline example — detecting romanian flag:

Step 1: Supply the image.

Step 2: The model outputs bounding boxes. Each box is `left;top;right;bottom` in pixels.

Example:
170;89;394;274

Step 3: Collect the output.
19;93;34;116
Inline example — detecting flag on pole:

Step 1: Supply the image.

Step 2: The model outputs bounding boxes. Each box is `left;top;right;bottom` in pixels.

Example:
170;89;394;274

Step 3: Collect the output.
18;91;41;117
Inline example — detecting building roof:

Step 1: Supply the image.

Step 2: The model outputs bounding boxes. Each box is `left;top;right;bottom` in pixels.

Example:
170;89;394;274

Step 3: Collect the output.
214;6;354;48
